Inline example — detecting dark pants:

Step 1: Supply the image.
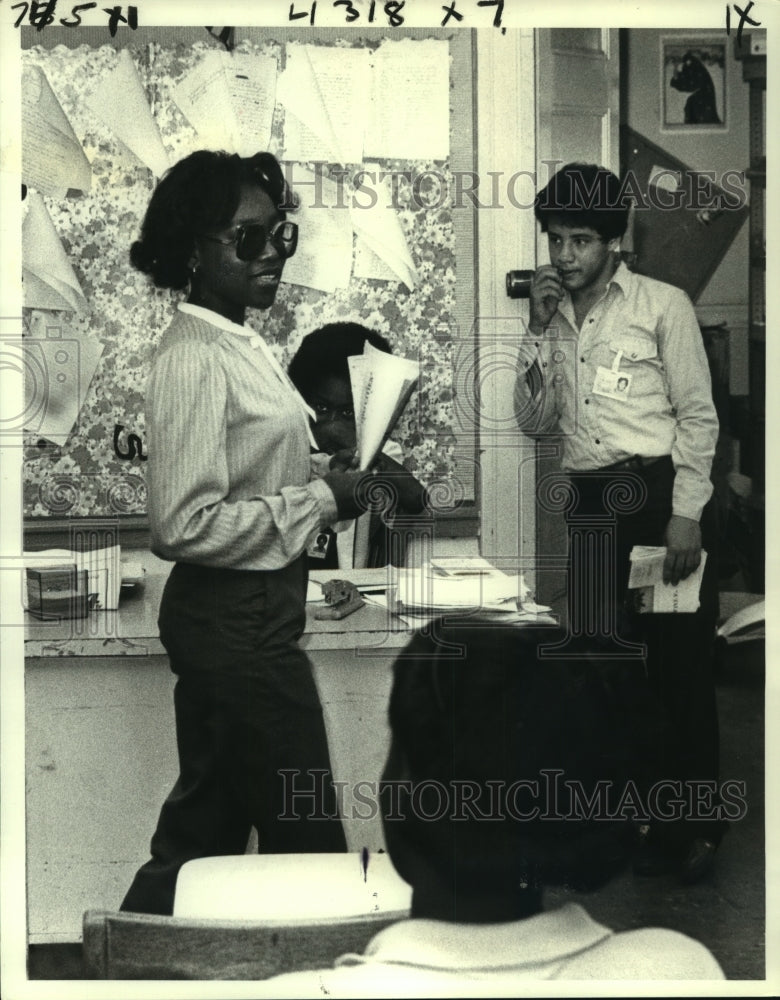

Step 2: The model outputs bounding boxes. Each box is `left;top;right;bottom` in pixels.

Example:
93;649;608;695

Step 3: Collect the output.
566;456;725;846
120;557;346;915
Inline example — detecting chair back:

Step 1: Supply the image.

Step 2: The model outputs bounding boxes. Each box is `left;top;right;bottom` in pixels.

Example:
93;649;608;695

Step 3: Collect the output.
173;852;411;920
82;908;403;980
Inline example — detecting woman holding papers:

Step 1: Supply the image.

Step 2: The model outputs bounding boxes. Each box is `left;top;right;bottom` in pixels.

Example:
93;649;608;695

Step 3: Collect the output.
120;150;368;915
289;322;429;569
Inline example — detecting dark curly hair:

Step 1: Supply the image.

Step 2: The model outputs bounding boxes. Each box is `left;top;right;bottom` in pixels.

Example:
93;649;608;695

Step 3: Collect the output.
534;162;630;241
382;624;661;905
288;322;392;401
130;150;295;290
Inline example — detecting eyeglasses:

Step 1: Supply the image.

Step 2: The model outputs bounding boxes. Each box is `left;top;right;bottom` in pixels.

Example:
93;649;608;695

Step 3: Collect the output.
200;220;298;261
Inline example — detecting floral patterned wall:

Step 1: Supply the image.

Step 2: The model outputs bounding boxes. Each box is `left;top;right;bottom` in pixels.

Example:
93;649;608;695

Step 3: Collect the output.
23;36;461;518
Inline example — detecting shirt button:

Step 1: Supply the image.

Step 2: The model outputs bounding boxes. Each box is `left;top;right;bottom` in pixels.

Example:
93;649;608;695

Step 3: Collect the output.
584;398;589;404
595;438;600;444
588;319;594;324
542;362;547;368
580;357;585;363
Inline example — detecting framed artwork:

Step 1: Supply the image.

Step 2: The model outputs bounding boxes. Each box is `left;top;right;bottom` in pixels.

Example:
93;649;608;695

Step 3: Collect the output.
661;36;727;130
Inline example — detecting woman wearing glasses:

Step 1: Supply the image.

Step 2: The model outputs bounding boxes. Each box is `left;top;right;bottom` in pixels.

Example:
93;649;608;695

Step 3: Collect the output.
120;151;362;915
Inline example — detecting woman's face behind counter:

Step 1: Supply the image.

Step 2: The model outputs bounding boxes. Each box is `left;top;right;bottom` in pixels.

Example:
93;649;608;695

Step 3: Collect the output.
190;184;286;324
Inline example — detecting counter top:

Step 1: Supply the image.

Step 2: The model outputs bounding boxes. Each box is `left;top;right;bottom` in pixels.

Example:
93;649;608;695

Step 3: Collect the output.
25;567;413;658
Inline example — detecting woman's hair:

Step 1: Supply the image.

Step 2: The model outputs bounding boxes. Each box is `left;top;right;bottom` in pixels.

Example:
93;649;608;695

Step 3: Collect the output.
288;322;392;400
384;624;661;896
534;162;629;241
130;150;294;290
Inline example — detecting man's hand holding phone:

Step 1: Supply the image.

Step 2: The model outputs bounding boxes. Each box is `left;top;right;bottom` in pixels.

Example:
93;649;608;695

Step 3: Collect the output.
529;266;564;334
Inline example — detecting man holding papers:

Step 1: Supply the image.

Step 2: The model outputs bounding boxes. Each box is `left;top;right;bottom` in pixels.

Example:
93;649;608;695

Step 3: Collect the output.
514;164;725;883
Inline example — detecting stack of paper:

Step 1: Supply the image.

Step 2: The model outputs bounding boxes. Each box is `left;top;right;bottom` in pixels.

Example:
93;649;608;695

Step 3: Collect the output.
390;557;529;617
348;342;419;470
628;546;707;613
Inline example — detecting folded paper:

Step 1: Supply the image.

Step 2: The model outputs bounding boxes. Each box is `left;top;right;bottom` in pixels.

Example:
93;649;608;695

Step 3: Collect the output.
351;166;418;290
22;63;92;198
278;44;368;164
348;341;419;471
87;49;170;177
23;194;88;313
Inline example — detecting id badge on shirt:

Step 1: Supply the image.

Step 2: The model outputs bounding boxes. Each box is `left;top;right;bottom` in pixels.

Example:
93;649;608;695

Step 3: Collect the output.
592;349;632;401
308;531;332;560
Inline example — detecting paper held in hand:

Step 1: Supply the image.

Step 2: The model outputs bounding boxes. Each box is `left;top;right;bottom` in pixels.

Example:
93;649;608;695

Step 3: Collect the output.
628;546;707;613
348;342;420;470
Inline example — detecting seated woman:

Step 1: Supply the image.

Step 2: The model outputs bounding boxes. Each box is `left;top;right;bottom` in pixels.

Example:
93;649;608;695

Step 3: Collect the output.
289;322;430;569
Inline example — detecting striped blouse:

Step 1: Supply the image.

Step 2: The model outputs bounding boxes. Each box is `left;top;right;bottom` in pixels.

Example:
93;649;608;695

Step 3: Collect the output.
145;304;338;570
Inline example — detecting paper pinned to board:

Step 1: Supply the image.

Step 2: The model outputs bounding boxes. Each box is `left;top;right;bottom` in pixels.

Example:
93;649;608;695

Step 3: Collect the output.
22;64;92;198
628;545;707;613
348;341;419;471
351;166;418;290
365;38;450;161
173;50;277;157
87;49;170;177
278;43;369;164
23;310;103;446
23;193;88;313
281;168;353;292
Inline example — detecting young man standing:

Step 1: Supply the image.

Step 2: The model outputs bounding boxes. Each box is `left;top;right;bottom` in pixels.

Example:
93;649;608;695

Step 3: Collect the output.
514;163;724;882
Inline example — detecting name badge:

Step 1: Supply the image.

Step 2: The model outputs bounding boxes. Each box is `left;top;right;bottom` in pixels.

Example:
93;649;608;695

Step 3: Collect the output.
592;367;632;400
308;531;332;560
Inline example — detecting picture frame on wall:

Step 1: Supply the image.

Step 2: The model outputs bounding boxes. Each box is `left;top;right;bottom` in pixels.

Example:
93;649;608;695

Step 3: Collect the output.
661;36;728;130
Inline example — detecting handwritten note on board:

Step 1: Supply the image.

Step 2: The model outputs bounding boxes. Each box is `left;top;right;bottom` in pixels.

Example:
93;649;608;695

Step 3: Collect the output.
366;39;450;161
21;64;92;198
174;50;278;157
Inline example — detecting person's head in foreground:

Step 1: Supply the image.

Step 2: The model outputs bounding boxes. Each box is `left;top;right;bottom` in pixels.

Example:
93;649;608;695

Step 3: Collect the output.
288;322;391;455
533;162;629;297
263;625;724;993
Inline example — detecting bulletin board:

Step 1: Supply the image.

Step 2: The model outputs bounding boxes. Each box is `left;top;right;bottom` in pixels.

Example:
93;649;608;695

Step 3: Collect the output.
621;126;749;301
21;26;476;520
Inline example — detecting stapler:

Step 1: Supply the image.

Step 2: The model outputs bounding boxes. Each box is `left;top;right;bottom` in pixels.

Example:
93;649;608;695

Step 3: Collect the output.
313;579;366;620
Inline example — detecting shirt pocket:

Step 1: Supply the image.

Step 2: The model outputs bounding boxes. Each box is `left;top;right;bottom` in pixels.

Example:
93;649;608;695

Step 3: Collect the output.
610;335;658;364
609;335;665;399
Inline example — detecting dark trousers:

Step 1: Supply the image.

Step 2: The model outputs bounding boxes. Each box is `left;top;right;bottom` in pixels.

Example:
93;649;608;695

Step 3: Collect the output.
120;557;346;915
566;457;724;846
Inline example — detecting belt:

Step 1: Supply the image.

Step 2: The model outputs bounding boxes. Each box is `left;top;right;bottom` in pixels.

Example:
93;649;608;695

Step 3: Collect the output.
597;454;669;474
